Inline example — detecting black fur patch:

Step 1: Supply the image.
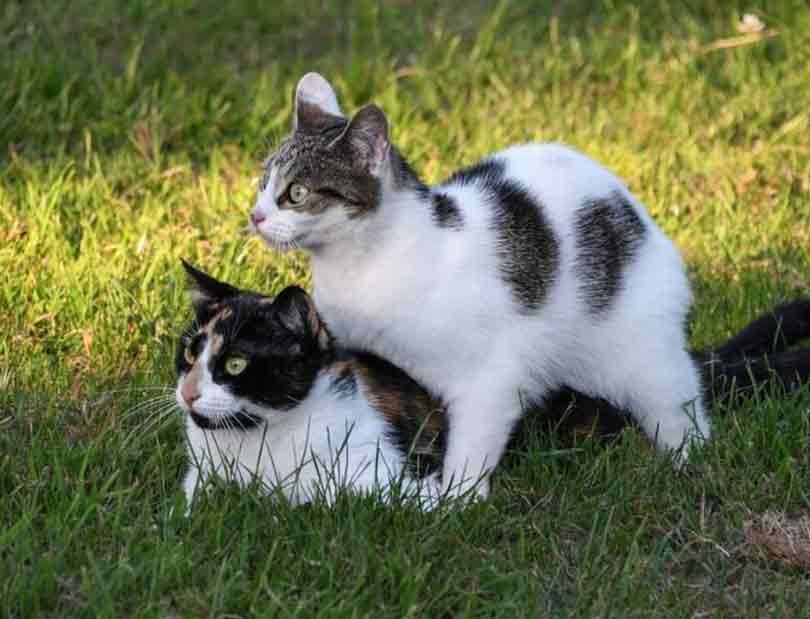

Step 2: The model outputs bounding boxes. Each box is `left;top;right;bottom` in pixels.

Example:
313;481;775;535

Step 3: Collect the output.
490;180;560;312
443;157;507;188
701;349;810;404
711;298;810;359
442;157;560;311
189;410;264;431
430;192;463;230
391;146;429;197
574;191;647;316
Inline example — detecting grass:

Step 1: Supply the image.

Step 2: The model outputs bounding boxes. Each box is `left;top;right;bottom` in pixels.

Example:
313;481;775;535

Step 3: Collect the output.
2;0;810;615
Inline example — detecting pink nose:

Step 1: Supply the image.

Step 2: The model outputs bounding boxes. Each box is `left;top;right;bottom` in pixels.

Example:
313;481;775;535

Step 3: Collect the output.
250;209;266;227
181;383;201;407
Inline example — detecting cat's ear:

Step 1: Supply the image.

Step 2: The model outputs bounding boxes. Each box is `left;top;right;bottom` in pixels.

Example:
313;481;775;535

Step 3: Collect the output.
181;260;240;319
273;286;332;351
338;104;390;176
294;72;343;131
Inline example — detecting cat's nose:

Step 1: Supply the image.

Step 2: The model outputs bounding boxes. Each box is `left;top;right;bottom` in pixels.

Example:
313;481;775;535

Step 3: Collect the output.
181;384;201;407
250;209;266;227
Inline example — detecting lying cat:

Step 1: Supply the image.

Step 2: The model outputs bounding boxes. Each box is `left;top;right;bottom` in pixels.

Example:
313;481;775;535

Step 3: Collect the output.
250;72;750;497
176;262;445;507
176;262;810;509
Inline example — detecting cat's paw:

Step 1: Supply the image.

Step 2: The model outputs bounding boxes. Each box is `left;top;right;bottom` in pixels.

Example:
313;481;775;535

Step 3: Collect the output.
441;475;490;505
413;473;444;511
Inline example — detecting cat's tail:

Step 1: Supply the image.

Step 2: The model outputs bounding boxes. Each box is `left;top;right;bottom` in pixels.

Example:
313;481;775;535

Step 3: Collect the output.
693;298;810;402
703;349;810;402
701;298;810;360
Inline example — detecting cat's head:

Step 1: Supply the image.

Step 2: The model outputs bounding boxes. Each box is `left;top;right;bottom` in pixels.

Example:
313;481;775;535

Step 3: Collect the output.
175;260;333;430
250;73;409;251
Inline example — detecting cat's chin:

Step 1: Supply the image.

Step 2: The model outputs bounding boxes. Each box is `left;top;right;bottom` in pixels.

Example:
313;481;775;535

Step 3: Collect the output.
189;409;264;431
259;232;305;253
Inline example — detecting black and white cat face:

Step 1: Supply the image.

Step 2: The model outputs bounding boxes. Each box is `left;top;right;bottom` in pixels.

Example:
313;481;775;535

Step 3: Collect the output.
250;73;392;251
175;261;332;430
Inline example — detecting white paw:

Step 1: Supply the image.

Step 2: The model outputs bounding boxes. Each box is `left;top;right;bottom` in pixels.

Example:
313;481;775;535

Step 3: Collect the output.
441;474;490;504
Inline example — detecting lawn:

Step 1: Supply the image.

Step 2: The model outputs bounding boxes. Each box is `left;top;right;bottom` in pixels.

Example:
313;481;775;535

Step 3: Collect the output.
2;0;810;615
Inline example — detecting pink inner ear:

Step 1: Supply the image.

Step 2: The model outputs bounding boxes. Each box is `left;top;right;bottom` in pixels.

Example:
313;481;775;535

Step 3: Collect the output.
368;135;390;175
351;123;389;174
295;73;342;119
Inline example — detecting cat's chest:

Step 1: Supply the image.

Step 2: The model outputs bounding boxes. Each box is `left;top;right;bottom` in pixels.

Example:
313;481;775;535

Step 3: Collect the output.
317;290;413;362
313;267;433;374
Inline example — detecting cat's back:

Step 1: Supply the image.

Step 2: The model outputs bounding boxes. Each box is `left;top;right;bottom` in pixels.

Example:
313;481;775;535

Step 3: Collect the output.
501;142;624;193
438;142;650;232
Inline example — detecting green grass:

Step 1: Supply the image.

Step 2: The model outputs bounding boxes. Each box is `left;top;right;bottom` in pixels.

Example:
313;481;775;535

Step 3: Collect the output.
3;0;810;615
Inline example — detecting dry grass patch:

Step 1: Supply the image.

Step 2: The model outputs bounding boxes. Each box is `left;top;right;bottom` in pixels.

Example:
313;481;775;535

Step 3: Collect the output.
743;511;810;570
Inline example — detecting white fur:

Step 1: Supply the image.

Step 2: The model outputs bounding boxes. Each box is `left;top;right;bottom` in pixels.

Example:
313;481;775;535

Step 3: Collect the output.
252;84;710;498
176;341;439;509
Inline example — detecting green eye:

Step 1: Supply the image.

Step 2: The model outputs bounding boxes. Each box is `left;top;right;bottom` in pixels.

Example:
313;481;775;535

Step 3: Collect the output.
225;357;248;376
288;183;310;205
184;346;196;365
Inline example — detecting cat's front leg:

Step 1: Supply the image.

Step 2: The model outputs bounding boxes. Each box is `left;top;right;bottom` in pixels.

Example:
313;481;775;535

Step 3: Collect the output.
181;464;206;516
441;387;527;500
415;471;444;511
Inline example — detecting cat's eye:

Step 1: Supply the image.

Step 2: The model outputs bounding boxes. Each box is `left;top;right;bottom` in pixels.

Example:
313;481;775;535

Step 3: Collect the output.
184;346;196;365
225;357;248;376
288;183;310;205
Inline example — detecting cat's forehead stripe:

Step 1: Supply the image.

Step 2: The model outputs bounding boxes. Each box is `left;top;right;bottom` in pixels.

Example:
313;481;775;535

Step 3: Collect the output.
210;334;224;354
199;307;234;341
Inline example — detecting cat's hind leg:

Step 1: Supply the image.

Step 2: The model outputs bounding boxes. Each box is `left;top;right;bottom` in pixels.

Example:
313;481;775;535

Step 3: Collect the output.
612;346;710;460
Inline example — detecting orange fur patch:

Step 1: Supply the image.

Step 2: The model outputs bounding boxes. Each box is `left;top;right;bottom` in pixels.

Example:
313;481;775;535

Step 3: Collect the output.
354;360;444;457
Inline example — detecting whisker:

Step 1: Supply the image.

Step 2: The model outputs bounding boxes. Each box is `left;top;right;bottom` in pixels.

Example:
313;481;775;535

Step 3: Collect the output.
285;394;303;406
130;401;177;429
121;396;180;427
231;414;247;432
121;403;179;447
90;386;174;406
120;394;177;420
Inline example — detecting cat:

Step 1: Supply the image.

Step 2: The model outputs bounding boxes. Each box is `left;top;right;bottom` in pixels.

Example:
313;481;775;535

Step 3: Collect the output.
176;261;445;508
249;72;762;497
175;261;810;509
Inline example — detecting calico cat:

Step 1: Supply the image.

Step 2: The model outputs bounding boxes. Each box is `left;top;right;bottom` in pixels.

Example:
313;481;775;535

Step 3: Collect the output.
176;261;810;509
176;262;445;508
250;72;751;497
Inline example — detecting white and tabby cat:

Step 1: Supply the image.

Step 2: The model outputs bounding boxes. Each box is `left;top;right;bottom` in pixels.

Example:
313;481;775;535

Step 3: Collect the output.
175;263;810;509
249;72;719;498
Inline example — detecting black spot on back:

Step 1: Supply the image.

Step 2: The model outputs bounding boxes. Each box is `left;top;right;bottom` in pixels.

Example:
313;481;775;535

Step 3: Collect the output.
430;192;463;230
574;191;647;316
489;180;559;312
443;157;506;187
443;157;560;311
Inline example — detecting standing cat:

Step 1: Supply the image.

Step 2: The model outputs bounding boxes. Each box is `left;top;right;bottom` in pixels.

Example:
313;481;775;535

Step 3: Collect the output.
249;72;788;497
175;262;810;508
